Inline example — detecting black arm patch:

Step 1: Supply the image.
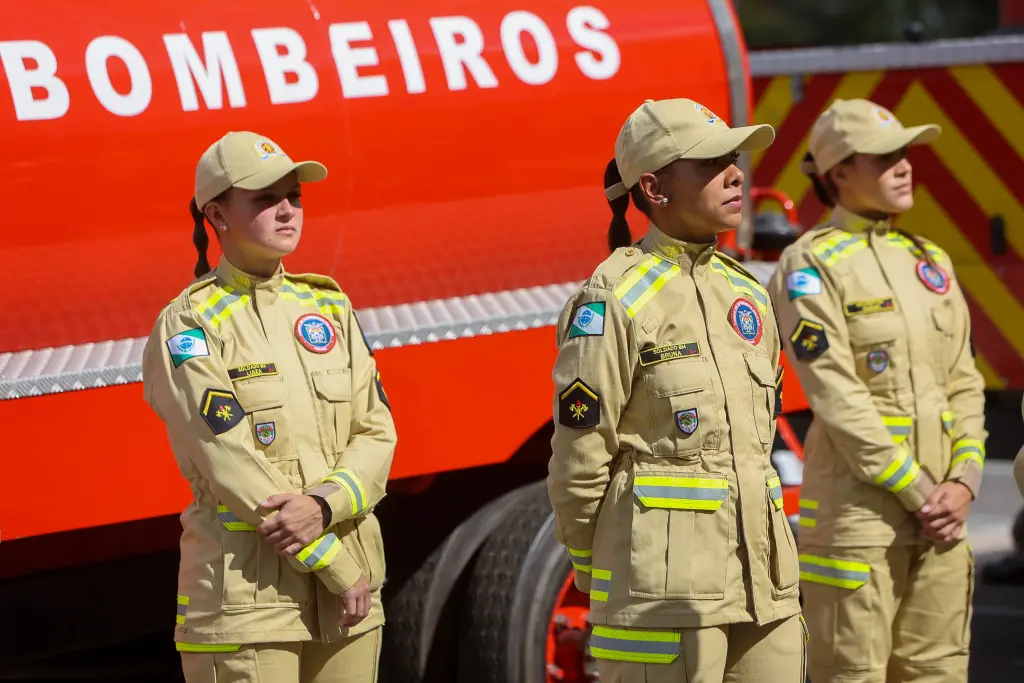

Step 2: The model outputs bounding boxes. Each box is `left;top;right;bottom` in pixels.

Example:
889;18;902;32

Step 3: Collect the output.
774;367;783;415
200;388;245;435
558;379;601;428
790;319;830;361
375;371;390;410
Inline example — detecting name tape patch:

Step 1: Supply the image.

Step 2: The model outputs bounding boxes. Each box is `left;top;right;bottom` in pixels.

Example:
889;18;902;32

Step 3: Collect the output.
845;298;895;317
639;342;701;367
227;362;279;381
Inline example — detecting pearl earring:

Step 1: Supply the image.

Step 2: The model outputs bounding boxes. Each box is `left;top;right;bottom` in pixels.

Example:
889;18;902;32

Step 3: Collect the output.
659;197;669;206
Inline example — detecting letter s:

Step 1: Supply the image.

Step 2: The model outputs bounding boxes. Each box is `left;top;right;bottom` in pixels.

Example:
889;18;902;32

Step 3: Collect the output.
567;6;620;81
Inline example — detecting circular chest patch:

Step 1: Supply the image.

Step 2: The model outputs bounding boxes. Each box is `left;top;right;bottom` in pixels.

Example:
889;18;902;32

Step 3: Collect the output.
916;260;949;295
295;313;336;353
867;349;889;374
729;299;762;345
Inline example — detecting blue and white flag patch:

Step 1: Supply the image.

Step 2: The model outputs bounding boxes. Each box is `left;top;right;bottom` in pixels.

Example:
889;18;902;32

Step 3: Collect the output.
786;267;823;300
167;328;209;367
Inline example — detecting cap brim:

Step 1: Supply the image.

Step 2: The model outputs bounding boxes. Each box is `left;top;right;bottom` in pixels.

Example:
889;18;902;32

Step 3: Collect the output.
683;124;776;159
233;160;329;191
859;124;941;155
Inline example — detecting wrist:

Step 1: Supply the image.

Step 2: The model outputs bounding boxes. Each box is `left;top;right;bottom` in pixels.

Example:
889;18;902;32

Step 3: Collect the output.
309;494;332;528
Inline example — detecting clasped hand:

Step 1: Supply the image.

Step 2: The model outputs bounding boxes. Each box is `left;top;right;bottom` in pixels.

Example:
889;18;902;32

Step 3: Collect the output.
914;481;973;543
257;493;325;556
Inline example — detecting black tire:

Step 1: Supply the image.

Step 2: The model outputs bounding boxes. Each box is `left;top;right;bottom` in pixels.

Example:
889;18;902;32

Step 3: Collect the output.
456;480;578;683
380;486;537;683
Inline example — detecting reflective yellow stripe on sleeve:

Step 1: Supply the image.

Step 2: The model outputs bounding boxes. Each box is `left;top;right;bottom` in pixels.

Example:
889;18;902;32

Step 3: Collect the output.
874;444;920;493
633;475;729;511
941;411;955;438
799;554;870;590
709;256;769;317
589;626;681;664
881;415;913;444
798;499;818;528
813;232;868;267
176;595;189;625
567;547;592;574
590;569;611;602
614;256;682;319
176;643;243;653
767;476;784;511
281;279;348;316
322;468;368;516
296;533;342;572
951;439;985;470
195;286;251;328
216;504;256;531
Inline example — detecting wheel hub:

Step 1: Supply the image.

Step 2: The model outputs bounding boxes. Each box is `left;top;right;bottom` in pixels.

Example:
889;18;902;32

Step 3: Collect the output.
546;573;598;682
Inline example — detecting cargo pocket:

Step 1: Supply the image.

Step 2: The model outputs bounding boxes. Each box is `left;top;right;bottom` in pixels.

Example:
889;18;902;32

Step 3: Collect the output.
311;369;353;456
851;339;898;391
745;352;776;447
629;467;730;600
798;551;875;669
643;356;716;458
233;375;292;464
766;473;799;595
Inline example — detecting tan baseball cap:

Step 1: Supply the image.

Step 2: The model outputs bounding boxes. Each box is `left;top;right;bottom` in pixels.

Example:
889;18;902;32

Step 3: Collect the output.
605;98;775;200
194;131;328;208
805;98;941;175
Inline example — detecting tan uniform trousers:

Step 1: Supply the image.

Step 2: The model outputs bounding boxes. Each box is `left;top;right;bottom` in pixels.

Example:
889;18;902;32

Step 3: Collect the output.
596;614;807;683
801;542;973;683
180;627;381;683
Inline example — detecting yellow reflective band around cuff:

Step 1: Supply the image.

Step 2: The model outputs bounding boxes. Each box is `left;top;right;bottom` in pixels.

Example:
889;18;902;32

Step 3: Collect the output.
296;533;341;572
882;415;913;444
323;468;368;516
767;476;784;510
614;256;682;319
176;643;243;653
216;504;256;531
798;499;818;528
567;546;592;574
176;595;189;625
951;439;985;470
874;446;919;493
799;554;870;590
589;626;681;664
633;475;729;511
941;410;955;437
590;569;611;602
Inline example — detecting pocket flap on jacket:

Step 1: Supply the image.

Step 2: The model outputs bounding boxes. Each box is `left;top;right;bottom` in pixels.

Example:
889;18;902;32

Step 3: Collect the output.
632;470;728;512
644;357;709;398
311;369;352;402
744;352;776;388
234;376;287;412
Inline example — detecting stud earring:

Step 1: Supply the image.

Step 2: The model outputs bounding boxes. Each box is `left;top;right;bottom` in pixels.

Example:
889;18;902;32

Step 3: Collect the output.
219;224;228;231
659;197;669;206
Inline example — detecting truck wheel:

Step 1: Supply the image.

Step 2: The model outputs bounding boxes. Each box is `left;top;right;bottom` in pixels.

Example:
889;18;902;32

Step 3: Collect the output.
456;481;596;683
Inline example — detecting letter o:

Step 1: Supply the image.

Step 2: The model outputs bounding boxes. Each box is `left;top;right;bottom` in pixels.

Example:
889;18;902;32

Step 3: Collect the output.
85;36;152;117
500;11;558;86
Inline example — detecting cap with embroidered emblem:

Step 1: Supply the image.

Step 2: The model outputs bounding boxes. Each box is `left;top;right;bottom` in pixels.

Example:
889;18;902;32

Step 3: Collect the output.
194;131;328;208
803;98;941;176
605;98;775;200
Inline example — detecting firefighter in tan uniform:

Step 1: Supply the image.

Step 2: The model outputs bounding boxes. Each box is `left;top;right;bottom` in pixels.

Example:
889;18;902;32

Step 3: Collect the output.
142;131;396;683
767;99;986;683
547;98;806;683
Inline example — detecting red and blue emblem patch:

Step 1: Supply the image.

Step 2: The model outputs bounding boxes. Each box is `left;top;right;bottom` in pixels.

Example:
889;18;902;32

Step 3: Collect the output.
916;260;949;295
729;299;762;345
295;313;336;353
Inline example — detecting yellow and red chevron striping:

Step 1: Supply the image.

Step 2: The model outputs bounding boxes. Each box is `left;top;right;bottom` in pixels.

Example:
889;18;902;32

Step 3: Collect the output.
752;64;1024;389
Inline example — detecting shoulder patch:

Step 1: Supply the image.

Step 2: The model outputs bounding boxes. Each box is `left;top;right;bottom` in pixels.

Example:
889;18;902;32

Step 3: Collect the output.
200;388;245;435
785;267;822;300
166;328;210;367
558;378;601;428
568;301;606;339
375;370;390;410
789;319;830;361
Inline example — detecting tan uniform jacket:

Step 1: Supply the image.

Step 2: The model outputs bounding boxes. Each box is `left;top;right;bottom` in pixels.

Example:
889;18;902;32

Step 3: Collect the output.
547;223;802;630
142;258;397;647
767;206;987;548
